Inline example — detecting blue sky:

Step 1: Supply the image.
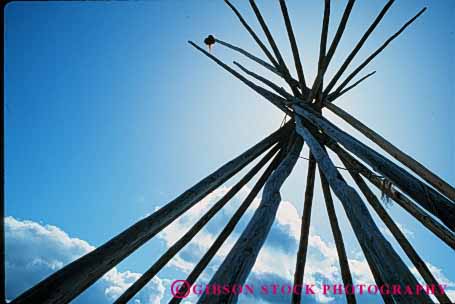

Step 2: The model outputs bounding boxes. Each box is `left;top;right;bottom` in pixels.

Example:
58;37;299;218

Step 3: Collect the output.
4;0;454;303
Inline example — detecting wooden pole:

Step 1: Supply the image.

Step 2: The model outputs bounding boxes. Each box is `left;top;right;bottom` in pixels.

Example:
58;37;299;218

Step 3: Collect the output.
189;48;454;229
327;71;376;101
228;50;373;109
224;0;279;67
306;0;355;103
319;0;330;68
11;124;290;304
169;148;285;304
114;144;281;304
323;0;355;71
215;38;277;73
248;0;300;96
189;41;292;116
323;0;394;95
320;173;356;304
330;144;455;249
345;166;451;304
198;135;303;304
293;104;455;230
313;0;330;108
248;0;286;71
185;49;455;230
291;154;316;304
324;102;455;201
233;61;292;99
232;55;374;106
215;38;302;91
294;115;432;304
333;7;426;96
1;132;4;304
279;0;307;89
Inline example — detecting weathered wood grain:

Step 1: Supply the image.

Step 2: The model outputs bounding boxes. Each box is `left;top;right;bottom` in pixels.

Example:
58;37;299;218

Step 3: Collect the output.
330;143;455;249
325;102;455;201
345;166;451;304
198;135;303;304
169;148;285;304
293;104;455;230
295;115;432;304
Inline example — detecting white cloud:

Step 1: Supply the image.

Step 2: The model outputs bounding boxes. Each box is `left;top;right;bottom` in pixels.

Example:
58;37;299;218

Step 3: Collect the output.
379;222;415;240
6;186;453;304
154;186;377;303
5;216;165;304
446;290;455;301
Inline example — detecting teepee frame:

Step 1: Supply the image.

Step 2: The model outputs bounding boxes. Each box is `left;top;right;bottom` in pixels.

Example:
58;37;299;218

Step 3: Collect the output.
10;1;454;304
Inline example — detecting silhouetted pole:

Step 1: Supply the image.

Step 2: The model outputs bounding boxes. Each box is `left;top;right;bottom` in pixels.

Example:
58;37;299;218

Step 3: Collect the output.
320;173;356;304
198;135;303;303
291;154;316;304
